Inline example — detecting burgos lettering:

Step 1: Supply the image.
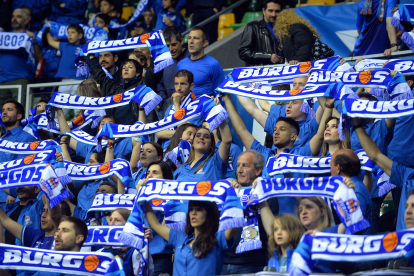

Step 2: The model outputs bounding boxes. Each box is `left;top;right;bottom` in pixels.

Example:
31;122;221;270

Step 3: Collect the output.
308;70;388;84
85;226;124;245
53;90;135;106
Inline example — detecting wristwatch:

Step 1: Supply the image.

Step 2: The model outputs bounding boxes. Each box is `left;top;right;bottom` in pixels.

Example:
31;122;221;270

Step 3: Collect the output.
390;43;398;48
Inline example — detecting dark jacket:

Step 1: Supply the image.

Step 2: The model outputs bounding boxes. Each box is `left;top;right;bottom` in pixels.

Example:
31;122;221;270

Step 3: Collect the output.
89;56;144;125
238;18;282;67
282;23;315;62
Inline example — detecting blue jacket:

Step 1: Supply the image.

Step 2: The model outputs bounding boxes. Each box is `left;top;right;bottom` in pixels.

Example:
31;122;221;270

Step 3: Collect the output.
49;0;88;25
268;248;293;272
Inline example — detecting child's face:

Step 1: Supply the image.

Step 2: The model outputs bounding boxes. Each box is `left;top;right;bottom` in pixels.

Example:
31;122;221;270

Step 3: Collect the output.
162;0;172;9
100;1;114;14
273;220;290;247
95;17;107;28
67;28;82;44
144;11;153;25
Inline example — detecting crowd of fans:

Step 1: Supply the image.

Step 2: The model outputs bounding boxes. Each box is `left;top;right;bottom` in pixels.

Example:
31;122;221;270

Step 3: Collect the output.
0;0;413;276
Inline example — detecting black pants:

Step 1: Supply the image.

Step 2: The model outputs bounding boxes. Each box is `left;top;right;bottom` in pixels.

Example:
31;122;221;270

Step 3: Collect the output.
192;7;218;44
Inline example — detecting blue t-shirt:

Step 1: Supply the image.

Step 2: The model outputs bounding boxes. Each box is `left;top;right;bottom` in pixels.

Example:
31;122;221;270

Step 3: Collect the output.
350;176;371;234
388;116;414;167
42;47;62;78
0;31;35;83
77;179;109;211
176;55;224;98
321;224;340;234
76;137;132;164
168;229;232;276
174;151;227;182
351;119;388;198
21;226;54;249
251;139;313;215
265;115;318;148
55;42;84;79
216;141;242;179
354;0;397;56
144;210;173;255
390;161;414;231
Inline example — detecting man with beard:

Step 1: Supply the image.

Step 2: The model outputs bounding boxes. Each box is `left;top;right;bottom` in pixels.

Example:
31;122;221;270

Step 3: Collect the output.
90;51;120;84
0;8;42;105
0;99;37;203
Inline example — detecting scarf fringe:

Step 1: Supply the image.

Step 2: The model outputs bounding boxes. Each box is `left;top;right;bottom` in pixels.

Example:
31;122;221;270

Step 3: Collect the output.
344;218;370;235
49;189;71;209
76;64;90;77
378;181;397;197
143;93;162;115
165;221;186;231
235;239;262;254
208;110;229;132
92;116;102;129
218;217;245;232
47;120;57;130
58;174;72;186
369;88;385;97
300;102;316;120
347;92;360;99
118;231;144;250
154;57;174;74
391;16;405;32
402;32;414;52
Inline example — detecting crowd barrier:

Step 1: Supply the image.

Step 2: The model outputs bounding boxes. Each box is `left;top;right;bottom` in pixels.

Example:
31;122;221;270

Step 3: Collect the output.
0;84;22;103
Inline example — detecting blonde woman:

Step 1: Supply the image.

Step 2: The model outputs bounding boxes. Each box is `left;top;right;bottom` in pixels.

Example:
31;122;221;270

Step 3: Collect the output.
273;9;320;64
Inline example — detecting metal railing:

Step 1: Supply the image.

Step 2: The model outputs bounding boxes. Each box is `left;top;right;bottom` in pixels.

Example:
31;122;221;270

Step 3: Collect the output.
0;85;22;103
25;80;82;118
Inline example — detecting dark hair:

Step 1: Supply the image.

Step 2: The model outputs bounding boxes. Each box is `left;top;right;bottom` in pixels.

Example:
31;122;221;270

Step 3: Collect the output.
333;153;361;177
164;26;182;42
120;59;143;79
272;84;290;90
18;5;32;16
99;181;117;193
4;99;25;120
185;201;220;258
67;24;84;37
409;189;414;197
320;116;350;157
175;69;194;85
276;117;300;136
165;123;197;154
143;142;164;159
36;99;49;105
190;26;208;42
91;149;106;164
128;50;147;67
113;3;123;16
263;0;284;10
146;161;174;180
97;115;117;130
357;90;378;101
59;200;72;217
405;75;414;90
186;127;216;174
100;0;115;5
60;216;88;247
96;13;111;26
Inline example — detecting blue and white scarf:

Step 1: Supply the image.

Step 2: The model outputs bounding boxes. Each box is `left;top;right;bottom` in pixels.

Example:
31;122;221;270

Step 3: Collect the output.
96;95;228;144
391;4;414;33
372;165;396;197
150;199;187;230
306;69;395;88
88;193;136;213
249;176;370;234
119;179;244;250
0;32;35;67
343;98;414;119
65;159;134;188
289;230;414;276
228;56;340;85
0;243;124;276
76;32;172;75
266;150;375;176
85;225;127;247
36;22;108;47
216;80;357;101
164;140;191;168
354;58;387;72
59;129;102;146
47;85;161;120
383;59;414;75
109;0;149;29
0;140;58;154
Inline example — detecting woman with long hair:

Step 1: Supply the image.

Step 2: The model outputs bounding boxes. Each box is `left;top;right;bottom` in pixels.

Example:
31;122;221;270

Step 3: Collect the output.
273;9;320;64
320;116;351;157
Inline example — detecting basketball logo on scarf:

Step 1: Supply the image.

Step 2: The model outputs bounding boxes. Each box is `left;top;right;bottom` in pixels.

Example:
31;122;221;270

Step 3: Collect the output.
152;199;164;206
113;93;123;103
299;62;311;73
24;154;36;164
29;141;40;150
174;108;185;120
99;162;111;174
335;198;359;222
73;114;85;126
359;71;372;84
190;92;196;100
196;181;211;195
140;33;151;43
289;89;302;95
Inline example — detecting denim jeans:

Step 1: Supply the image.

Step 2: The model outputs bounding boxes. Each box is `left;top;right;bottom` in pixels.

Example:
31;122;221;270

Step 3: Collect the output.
221;264;264;275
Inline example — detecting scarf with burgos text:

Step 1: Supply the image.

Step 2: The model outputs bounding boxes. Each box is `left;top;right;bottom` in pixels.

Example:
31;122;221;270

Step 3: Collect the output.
289;229;414;276
0;32;35;67
248;176;370;235
355;58;414;75
118;179;244;250
0;243;125;276
75;32;172;75
95;95;228;147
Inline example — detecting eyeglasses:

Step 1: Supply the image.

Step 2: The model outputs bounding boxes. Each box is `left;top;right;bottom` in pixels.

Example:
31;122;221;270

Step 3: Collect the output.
41;208;49;214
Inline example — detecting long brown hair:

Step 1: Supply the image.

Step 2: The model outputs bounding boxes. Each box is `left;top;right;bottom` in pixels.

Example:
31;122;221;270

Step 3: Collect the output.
268;214;305;258
76;79;103;116
186;127;216;174
320;117;351;157
185;201;219;258
295;197;334;231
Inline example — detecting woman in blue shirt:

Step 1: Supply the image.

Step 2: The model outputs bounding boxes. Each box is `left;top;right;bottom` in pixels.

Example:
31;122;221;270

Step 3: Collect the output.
143;196;238;276
173;120;232;182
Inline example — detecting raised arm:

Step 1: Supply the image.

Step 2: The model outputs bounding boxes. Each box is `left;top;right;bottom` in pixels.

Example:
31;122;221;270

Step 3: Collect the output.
218;120;232;163
0;208;23;240
236;95;268;128
257;100;271;113
351;118;393;176
222;94;254;150
129;138;142;172
309;98;334;156
56;108;77;150
46;30;60;50
145;201;170;241
43;194;62;230
258;200;275;236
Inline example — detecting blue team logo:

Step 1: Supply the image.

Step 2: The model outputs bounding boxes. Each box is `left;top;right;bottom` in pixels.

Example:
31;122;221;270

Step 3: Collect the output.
75;47;81;55
335;198;359;222
25;216;33;226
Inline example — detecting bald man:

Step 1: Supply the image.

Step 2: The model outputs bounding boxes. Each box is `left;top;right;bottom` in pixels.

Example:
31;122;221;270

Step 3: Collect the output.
330;149;372;233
